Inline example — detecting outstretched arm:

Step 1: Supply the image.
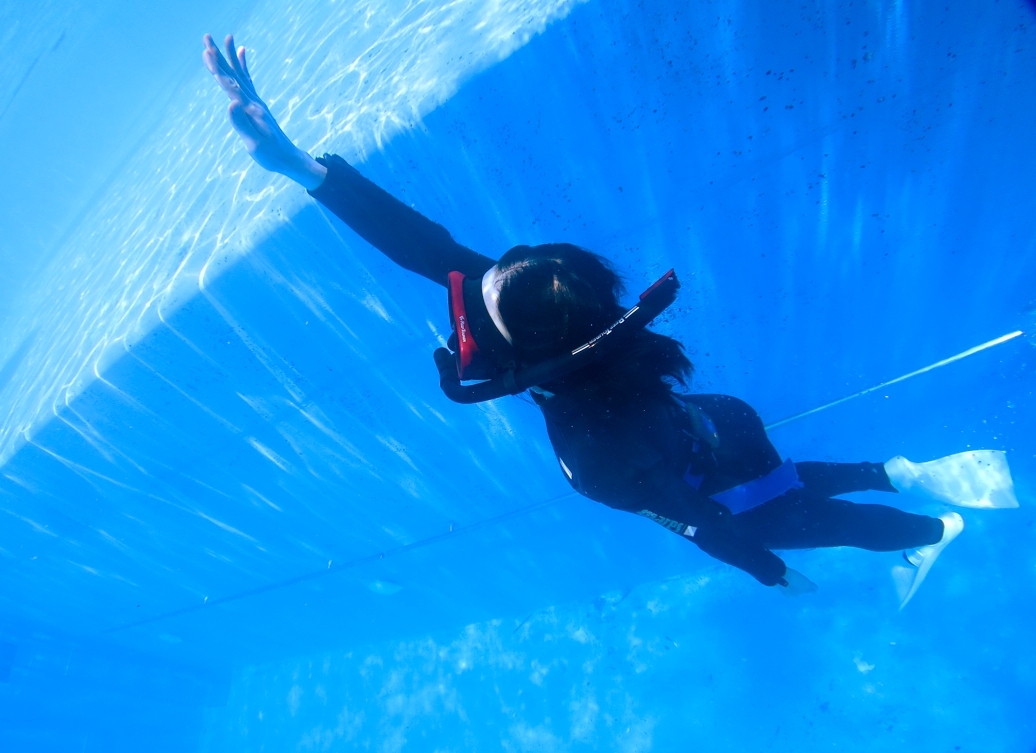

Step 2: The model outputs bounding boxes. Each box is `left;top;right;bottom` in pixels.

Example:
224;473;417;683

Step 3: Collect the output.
308;155;495;286
631;474;791;587
203;34;494;287
640;487;816;594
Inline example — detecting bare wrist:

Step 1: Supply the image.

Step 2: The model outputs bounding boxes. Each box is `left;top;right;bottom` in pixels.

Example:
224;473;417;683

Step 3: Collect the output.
286;150;328;191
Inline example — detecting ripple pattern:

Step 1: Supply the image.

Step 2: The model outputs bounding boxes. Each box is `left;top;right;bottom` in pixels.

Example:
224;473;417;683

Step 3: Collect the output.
0;0;584;468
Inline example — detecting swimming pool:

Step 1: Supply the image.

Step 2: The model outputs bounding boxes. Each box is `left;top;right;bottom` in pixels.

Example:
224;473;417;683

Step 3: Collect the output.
1;0;1034;749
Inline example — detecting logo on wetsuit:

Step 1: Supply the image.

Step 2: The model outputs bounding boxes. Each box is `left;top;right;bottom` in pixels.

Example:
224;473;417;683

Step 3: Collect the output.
638;509;696;537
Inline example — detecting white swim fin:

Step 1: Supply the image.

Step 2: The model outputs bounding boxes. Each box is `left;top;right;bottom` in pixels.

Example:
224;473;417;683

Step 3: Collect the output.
885;450;1018;509
892;512;964;609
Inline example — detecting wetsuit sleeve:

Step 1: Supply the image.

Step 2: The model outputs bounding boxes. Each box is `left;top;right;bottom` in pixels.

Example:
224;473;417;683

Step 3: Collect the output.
690;523;788;587
629;473;788;587
308;154;496;287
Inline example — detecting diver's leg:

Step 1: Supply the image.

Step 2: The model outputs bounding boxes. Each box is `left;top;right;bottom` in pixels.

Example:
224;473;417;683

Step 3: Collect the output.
683;397;895;497
795;461;897;497
735;492;960;609
734;493;943;552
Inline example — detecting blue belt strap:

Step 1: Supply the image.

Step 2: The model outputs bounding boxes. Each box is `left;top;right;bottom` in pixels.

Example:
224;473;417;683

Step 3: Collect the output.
707;458;803;515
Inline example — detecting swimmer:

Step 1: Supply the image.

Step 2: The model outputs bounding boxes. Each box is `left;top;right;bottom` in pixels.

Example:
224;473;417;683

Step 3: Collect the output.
202;34;1017;607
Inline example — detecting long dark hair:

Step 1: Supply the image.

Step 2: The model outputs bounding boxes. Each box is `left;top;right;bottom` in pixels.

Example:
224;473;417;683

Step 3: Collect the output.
495;243;692;398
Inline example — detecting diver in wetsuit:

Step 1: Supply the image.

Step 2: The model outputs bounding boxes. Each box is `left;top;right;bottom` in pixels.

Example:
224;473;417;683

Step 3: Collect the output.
203;34;1017;606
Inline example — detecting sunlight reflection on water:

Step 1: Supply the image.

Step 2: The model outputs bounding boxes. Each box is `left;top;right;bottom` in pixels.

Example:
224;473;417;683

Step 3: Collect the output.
0;0;585;467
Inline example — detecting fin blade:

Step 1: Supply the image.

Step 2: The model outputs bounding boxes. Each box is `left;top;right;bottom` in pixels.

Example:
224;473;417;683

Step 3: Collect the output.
891;565;915;606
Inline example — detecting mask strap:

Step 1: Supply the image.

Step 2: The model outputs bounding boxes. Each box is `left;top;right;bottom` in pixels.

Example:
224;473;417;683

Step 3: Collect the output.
481;265;514;344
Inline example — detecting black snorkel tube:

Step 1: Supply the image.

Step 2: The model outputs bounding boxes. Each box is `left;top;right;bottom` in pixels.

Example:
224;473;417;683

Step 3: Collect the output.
434;269;680;404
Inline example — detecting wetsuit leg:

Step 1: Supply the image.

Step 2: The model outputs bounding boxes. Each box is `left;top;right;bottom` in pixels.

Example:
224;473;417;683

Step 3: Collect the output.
795;461;897;497
681;394;936;553
732;491;943;552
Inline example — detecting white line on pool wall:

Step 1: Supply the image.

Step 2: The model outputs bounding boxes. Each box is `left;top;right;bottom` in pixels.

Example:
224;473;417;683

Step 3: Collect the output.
765;330;1024;431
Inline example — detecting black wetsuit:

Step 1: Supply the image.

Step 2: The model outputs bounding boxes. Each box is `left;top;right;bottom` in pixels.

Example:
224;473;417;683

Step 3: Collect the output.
310;154;943;586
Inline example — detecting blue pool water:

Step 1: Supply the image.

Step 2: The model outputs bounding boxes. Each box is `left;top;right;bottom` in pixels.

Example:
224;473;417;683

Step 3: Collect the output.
1;0;1035;749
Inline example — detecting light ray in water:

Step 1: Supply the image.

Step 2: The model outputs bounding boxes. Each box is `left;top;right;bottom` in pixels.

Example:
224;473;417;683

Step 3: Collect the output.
765;330;1024;431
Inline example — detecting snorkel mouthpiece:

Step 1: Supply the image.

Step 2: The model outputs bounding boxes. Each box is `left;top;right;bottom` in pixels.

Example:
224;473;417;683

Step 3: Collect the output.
436;269;680;404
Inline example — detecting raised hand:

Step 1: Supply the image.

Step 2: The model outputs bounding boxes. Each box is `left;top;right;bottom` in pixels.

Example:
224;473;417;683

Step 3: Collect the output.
202;34;327;190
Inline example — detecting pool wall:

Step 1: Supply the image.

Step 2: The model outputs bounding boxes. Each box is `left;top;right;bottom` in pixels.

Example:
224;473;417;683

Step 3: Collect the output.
1;0;1034;749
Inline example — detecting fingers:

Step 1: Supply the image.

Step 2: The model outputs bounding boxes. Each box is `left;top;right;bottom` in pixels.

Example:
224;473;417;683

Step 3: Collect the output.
202;34;220;74
236;45;258;97
202;46;222;77
204;33;238;79
203;35;231;80
204;53;245;101
204;33;258;104
237;45;250;78
223;34;258;98
224;35;245;79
